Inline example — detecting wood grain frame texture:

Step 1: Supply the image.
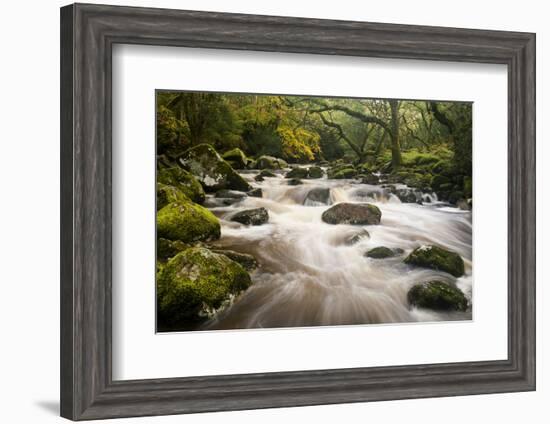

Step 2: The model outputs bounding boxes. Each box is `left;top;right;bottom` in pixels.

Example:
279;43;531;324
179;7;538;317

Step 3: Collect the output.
60;3;536;421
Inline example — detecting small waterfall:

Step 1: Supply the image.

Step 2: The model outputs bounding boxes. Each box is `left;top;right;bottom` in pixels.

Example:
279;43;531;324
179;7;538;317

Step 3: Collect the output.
205;170;472;330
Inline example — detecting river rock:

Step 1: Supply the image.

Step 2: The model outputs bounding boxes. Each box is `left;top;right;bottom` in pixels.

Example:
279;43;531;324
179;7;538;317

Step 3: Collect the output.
215;189;248;199
361;173;380;185
253;155;288;170
157;248;252;329
407;281;468;311
221;148;250;169
308;166;324;179
177;143;252;192
157;238;188;262
286;167;309;179
259;170;277;178
248;188;263;198
327;164;356;179
211;249;258;271
304;187;331;205
231;207;269;226
404;245;465;277
365;246;404;259
254;175;264;182
157;166;206;204
322;203;381;225
395;188;418;203
346;229;370;245
157;199;221;243
157;183;189;210
288;178;303;186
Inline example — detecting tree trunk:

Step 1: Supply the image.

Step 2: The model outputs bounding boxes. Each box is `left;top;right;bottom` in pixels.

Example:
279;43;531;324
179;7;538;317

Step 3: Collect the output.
389;100;402;169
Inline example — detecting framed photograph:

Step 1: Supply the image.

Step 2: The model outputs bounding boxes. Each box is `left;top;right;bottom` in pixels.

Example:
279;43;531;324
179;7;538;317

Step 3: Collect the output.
60;3;536;420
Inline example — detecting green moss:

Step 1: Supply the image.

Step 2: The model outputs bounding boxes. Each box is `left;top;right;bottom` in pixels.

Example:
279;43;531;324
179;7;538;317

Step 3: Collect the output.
157;200;221;243
365;246;402;259
408;281;468;311
286;167;309;179
308;166;324;179
157;183;189;210
178;144;251;192
259;170;277;178
157;237;188;262
254;155;288;170
157;167;205;204
222;148;250;169
404;245;465;277
328;167;356;179
157;247;252;329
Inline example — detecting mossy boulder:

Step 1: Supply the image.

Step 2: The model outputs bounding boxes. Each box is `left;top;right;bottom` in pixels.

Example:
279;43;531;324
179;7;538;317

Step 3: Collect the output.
365;246;404;259
395;188;418;204
322;203;381;225
157;248;252;329
404;245;465;277
157;200;221;243
221;148;250;169
211;249;258;271
157;167;205;204
361;173;380;185
230;207;269;226
157;183;189;210
253;155;288;170
327;164;356;179
407;281;468;311
286;167;309;179
308;166;324;179
157;238;188;261
177;144;251;192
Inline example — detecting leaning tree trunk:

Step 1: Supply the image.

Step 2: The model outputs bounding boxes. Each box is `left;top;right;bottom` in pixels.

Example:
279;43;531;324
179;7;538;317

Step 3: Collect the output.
389;100;402;170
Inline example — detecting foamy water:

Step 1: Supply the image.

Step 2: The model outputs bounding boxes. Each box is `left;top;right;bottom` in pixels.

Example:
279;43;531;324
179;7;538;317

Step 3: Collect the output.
203;169;472;330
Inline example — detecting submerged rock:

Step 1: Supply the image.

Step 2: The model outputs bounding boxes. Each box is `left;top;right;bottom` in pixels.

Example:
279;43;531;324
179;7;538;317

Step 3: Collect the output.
346;229;370;245
407;281;468;311
404;245;465;277
259;169;277;178
322;203;381;225
254;175;264;182
157;200;221;243
365;246;404;259
211;249;258;271
221;148;250;169
248;188;263;198
177;143;251;192
231;207;269;226
157;167;205;204
215;189;248;200
157;248;252;329
288;178;303;186
304;187;331;205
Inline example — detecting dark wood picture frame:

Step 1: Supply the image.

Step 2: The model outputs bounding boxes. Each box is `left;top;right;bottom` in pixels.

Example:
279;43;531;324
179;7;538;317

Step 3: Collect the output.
60;3;536;420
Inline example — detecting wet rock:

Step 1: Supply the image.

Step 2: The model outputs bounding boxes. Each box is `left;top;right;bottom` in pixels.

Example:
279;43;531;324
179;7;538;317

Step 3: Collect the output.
361;173;380;185
395;188;418;203
231;207;269;226
365;246;404;259
221;148;250;169
177;144;252;192
157;248;252;329
215;189;247;200
304;187;331;205
288;178;303;186
404;245;465;277
211;249;258;271
308;166;324;179
157;238;188;262
346;229;370;245
157;200;221;244
157;167;206;204
157;183;189;210
254;175;264;182
259;170;277;178
248;188;263;198
448;191;465;205
327;165;356;179
408;281;468;311
253;155;288;170
322;203;381;225
286;167;309;179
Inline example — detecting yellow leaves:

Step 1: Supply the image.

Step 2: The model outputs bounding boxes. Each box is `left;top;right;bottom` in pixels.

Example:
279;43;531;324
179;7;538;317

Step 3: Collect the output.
277;126;320;161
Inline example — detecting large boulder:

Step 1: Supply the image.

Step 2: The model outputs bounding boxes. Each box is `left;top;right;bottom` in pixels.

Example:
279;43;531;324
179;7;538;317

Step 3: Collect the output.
157;200;221;243
404;245;465;277
365;246;404;259
157;248;252;329
157;183;189;210
230;207;269;226
253;155;288;170
308;166;324;179
322;203;381;225
221;148;250;169
407;281;468;311
177;144;252;192
157;167;205;204
304;187;331;205
327;164;356;179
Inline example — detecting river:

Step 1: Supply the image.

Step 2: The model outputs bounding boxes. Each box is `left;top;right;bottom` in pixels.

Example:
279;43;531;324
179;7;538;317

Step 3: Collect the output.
203;168;472;330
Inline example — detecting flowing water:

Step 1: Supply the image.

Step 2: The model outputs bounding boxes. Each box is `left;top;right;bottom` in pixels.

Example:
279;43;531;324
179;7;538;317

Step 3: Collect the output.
203;168;472;330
